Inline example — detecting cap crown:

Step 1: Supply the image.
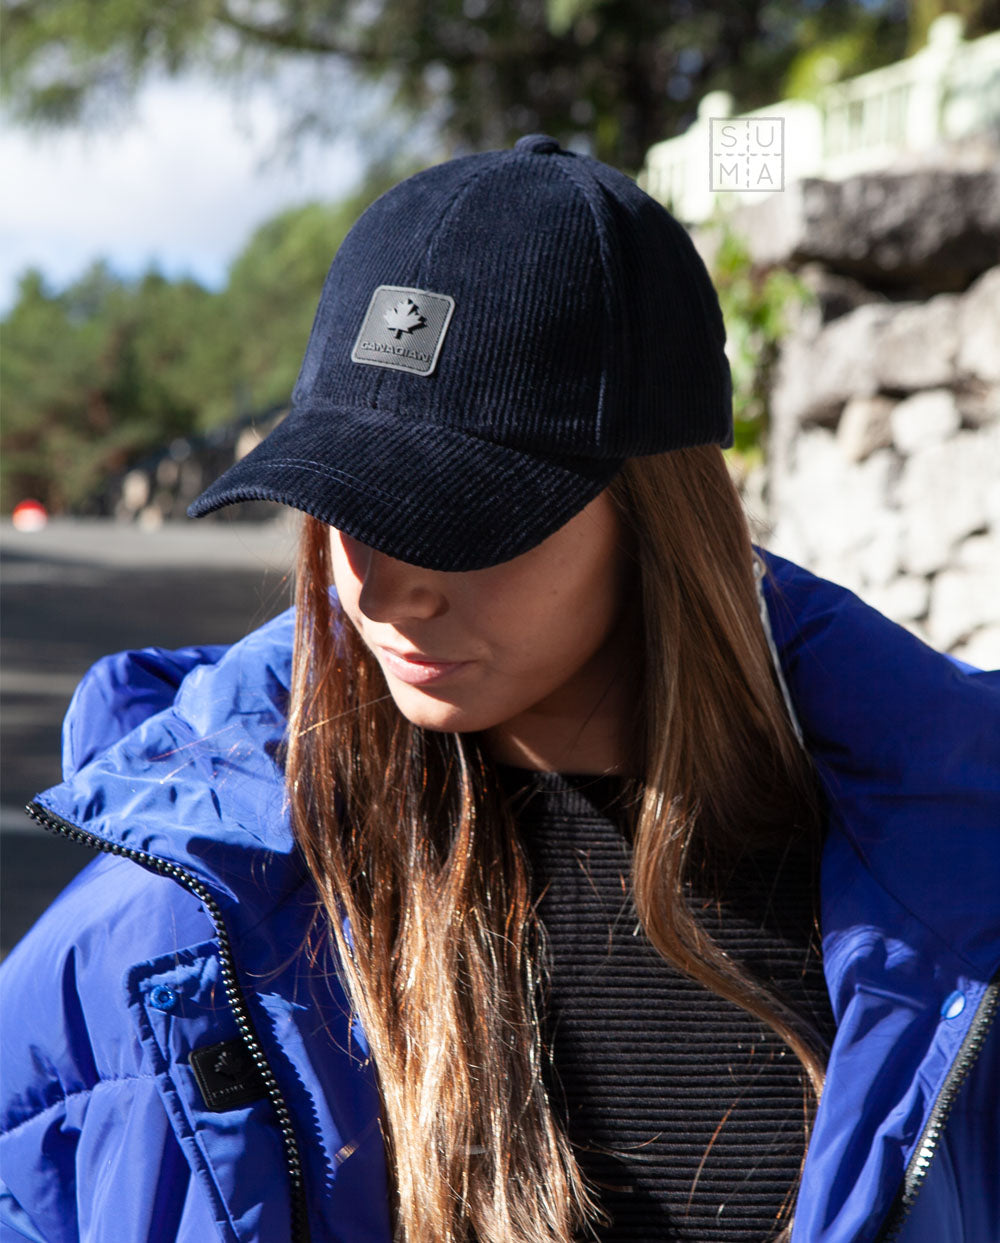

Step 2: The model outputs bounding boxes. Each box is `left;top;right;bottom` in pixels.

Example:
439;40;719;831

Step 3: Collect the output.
292;139;732;458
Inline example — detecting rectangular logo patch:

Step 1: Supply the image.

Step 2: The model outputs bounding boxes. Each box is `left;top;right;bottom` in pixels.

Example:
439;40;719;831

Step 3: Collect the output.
351;285;456;376
189;1039;268;1113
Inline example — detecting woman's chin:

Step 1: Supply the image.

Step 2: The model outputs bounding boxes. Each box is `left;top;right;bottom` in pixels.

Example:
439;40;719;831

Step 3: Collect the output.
385;684;490;734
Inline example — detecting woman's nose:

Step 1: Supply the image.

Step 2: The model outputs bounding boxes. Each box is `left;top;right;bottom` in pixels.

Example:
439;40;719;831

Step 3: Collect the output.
352;543;447;623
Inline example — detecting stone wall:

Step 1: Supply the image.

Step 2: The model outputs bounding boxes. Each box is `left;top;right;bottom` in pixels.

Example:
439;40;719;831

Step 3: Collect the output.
717;163;1000;667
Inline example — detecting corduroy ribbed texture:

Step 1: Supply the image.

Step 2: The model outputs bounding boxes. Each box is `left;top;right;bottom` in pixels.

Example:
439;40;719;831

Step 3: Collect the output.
503;767;835;1242
190;137;733;570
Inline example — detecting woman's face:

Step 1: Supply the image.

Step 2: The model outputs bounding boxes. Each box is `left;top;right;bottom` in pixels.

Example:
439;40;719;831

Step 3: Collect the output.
329;492;635;772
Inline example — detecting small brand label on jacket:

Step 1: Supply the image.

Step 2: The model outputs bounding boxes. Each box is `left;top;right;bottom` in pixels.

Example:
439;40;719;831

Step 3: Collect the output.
189;1039;268;1112
351;285;456;376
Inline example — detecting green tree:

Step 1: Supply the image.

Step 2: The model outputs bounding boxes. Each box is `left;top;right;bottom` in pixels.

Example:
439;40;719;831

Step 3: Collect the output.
1;263;228;511
782;13;908;102
1;175;398;513
2;0;933;173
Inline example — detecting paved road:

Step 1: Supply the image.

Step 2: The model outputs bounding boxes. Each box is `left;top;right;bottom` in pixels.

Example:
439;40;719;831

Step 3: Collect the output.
1;518;297;956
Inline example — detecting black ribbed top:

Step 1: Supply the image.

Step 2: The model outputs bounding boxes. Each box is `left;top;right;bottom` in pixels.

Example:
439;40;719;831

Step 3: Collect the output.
502;768;835;1243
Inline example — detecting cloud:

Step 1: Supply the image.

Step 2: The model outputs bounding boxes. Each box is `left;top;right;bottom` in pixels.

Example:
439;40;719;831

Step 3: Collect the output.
0;76;363;310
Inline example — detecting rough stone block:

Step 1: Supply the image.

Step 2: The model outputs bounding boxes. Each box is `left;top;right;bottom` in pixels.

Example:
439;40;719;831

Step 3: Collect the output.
989;478;1000;528
957;533;1000;569
898;427;999;574
928;566;1000;651
819;556;865;596
862;576;930;624
957;383;1000;428
766;519;811;570
717;168;1000;294
875;294;960;392
774;290;965;442
772;303;893;432
792;168;1000;294
957;266;1000;385
798;263;889;325
953;625;1000;669
838;395;897;462
770;434;895;570
891;390;961;454
769;428;846;561
857;513;903;587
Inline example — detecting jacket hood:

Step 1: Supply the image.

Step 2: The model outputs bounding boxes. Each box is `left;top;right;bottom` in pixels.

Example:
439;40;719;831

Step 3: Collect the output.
33;609;303;936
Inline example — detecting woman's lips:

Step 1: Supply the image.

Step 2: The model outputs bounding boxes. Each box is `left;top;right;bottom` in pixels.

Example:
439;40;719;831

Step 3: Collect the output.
376;646;472;686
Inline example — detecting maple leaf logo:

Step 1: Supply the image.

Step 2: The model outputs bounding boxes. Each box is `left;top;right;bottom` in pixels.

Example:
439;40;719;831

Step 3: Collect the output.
214;1048;249;1078
383;297;427;339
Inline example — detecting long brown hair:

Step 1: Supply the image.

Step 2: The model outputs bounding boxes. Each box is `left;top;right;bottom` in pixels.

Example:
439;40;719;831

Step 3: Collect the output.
286;444;825;1243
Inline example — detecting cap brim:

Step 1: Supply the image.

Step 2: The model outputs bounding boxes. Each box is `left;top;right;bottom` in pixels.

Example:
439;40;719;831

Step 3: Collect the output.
188;406;622;571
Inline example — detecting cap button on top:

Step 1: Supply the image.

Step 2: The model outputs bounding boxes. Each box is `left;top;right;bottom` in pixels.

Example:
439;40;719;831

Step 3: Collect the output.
515;134;562;155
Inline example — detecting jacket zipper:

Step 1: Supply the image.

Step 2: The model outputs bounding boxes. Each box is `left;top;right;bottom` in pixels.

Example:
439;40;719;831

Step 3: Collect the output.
26;800;312;1243
876;965;1000;1241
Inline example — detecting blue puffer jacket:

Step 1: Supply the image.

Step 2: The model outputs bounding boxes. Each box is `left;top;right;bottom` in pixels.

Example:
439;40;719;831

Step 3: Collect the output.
1;553;998;1243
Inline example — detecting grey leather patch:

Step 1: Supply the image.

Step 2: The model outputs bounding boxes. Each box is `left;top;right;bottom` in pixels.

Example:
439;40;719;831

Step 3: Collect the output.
189;1038;268;1112
351;285;456;376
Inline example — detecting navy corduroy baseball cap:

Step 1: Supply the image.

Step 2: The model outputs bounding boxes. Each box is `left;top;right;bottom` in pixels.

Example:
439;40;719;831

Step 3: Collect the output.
189;135;733;570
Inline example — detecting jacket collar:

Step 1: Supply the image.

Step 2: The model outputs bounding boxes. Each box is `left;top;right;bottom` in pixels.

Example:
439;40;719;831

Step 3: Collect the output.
35;608;306;937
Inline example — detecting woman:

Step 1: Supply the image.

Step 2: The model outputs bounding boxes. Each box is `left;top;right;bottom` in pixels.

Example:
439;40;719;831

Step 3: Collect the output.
1;137;998;1243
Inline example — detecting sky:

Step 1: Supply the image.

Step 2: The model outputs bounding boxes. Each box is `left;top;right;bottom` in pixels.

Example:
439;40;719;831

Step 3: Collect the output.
0;75;366;314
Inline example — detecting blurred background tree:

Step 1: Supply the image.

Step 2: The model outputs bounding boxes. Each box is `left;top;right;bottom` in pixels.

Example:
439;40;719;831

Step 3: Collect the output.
9;0;989;174
0;178;397;511
710;227;811;460
2;264;229;511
